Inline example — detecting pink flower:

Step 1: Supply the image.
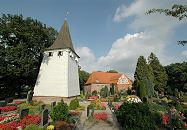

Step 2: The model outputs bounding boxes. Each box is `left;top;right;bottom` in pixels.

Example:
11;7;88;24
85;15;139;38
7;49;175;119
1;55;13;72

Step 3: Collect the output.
94;112;108;120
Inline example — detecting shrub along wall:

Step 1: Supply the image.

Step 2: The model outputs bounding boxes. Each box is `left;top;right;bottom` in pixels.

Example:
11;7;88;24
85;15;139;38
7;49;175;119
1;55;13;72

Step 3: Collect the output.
116;102;157;130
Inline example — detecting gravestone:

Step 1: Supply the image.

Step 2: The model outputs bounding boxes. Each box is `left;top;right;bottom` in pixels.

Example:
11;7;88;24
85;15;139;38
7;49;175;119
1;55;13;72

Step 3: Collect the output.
41;109;49;127
27;90;34;104
20;108;29;119
51;101;56;110
0;101;7;107
87;106;90;117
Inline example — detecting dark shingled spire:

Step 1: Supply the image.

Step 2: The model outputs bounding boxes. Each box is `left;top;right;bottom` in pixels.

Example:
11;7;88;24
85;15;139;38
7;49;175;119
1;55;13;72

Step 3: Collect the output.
47;20;79;57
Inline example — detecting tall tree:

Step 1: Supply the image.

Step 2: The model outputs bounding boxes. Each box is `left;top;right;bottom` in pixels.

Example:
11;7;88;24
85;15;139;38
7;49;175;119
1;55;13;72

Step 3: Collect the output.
79;70;90;91
148;52;168;94
133;56;155;100
146;4;187;45
0;14;58;97
165;62;187;93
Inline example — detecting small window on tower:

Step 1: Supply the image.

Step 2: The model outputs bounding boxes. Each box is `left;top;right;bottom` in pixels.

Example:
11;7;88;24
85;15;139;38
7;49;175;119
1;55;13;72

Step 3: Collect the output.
49;52;53;57
58;51;63;56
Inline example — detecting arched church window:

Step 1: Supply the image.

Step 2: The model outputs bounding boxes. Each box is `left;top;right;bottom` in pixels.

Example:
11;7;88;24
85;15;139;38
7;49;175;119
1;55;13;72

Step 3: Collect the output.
48;52;53;57
58;51;63;56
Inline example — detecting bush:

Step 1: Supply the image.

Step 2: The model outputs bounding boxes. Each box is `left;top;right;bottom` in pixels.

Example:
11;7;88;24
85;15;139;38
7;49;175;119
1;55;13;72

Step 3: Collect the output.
113;95;120;102
100;86;109;98
92;90;97;96
24;124;42;130
50;99;70;122
148;102;168;112
69;98;79;110
116;102;157;130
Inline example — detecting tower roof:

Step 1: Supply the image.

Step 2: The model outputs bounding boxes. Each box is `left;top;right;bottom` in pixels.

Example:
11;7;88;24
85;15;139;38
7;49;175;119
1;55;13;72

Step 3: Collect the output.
47;20;79;57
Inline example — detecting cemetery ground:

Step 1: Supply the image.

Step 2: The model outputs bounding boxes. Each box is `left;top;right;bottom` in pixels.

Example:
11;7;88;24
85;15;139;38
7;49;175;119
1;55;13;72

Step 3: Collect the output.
1;92;187;130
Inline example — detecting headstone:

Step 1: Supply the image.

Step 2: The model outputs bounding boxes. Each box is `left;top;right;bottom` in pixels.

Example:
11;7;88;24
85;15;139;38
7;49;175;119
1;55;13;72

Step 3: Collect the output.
20;108;29;119
51;101;56;110
87;106;90;117
41;109;49;127
0;101;7;107
27;90;34;104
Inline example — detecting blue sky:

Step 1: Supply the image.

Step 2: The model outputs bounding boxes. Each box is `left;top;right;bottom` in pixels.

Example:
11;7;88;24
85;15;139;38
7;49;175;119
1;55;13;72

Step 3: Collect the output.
1;0;187;79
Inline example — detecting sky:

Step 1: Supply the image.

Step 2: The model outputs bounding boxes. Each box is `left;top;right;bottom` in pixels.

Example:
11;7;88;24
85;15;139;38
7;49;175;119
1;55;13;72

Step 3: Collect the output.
0;0;187;79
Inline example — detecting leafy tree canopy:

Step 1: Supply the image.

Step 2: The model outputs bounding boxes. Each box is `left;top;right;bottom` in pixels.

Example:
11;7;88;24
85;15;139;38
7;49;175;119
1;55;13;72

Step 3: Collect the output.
0;14;57;98
165;62;187;92
79;70;90;91
106;70;118;73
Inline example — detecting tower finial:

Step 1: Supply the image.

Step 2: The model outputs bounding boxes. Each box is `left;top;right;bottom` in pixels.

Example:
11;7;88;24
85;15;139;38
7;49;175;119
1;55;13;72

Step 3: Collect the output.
65;11;70;20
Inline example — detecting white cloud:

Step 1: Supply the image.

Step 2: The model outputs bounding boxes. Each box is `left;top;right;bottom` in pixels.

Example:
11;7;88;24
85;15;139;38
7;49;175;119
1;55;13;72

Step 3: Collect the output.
76;47;96;71
182;50;187;56
76;0;187;79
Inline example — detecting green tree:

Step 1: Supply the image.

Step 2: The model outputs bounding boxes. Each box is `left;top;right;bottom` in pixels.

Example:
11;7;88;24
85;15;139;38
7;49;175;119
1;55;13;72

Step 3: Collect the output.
148;52;168;94
107;70;118;73
79;70;90;91
133;56;155;100
146;4;187;45
165;62;187;92
0;14;57;97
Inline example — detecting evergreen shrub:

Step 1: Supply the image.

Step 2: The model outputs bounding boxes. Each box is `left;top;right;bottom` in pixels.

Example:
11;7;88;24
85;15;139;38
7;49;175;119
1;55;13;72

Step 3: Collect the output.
116;102;157;130
100;86;109;98
50;99;70;121
69;98;80;110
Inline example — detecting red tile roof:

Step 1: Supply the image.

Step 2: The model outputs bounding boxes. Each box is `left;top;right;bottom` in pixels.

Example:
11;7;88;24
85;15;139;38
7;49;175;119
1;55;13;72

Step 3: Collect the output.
85;71;132;85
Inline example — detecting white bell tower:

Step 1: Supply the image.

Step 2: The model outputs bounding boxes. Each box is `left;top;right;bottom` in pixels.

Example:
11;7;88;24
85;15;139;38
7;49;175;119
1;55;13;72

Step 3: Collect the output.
34;20;80;97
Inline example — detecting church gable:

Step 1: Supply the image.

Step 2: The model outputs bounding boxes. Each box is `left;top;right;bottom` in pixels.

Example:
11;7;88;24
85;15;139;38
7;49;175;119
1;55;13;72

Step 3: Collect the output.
117;74;131;85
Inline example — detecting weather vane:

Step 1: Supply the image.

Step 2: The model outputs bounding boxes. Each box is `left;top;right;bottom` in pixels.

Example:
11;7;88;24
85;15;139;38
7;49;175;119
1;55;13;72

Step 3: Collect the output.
65;11;70;20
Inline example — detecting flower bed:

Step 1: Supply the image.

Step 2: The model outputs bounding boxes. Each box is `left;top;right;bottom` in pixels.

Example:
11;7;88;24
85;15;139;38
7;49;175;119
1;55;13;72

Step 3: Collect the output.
14;101;25;105
93;112;108;120
0;106;17;112
161;108;187;129
87;96;99;101
0;114;19;124
0;115;41;129
90;99;106;110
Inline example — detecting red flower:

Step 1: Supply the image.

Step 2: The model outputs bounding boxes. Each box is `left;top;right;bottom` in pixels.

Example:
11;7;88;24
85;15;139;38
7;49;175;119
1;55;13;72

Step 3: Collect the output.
1;115;41;129
14;101;24;105
0;106;17;112
162;114;169;125
94;112;108;120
